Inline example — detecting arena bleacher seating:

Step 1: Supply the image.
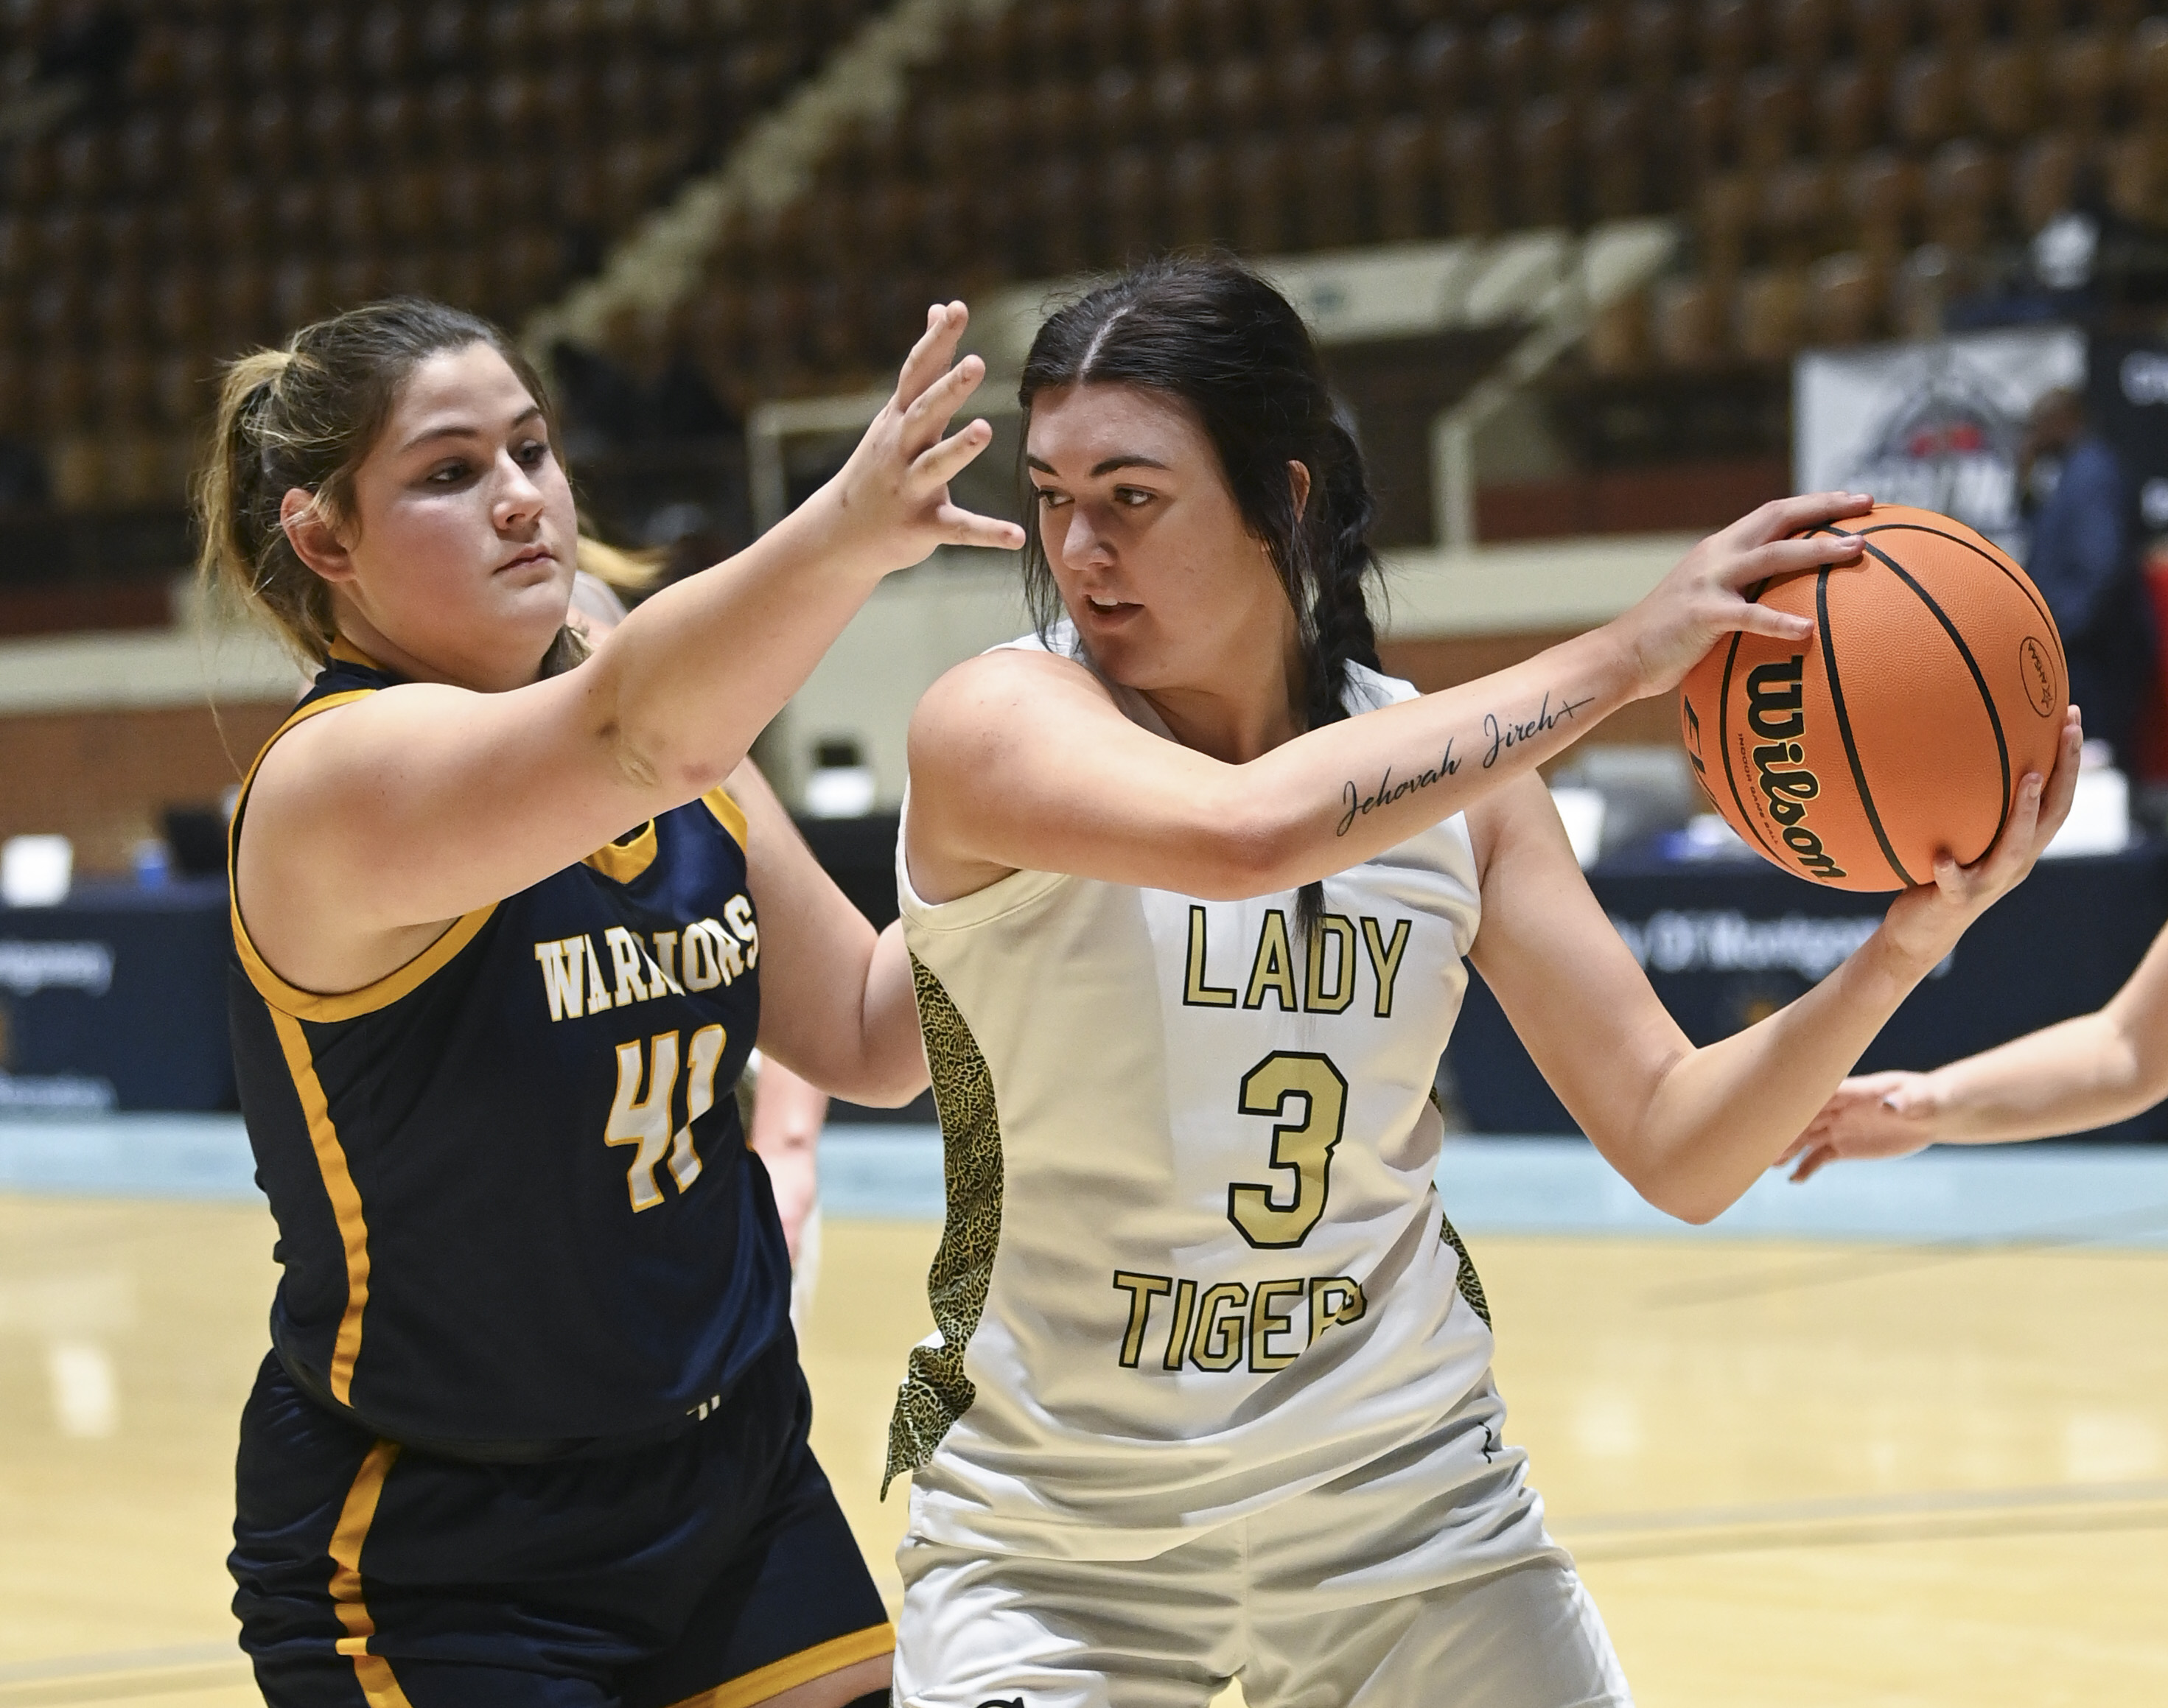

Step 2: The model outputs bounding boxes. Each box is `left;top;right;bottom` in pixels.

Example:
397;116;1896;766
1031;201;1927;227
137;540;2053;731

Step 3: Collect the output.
0;0;884;545
657;0;2167;410
1;0;2164;592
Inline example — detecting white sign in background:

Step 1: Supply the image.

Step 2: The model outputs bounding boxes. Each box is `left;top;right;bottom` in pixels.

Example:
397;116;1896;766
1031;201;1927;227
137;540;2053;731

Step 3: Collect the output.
1794;327;2086;561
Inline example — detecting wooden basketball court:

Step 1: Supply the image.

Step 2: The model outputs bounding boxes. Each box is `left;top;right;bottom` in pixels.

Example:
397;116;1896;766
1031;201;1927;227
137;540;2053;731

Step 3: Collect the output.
2;1193;2164;1706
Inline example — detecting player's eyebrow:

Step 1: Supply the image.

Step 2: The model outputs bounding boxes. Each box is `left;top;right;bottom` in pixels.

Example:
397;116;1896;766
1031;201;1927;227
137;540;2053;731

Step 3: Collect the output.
399;405;545;455
1024;453;1171;477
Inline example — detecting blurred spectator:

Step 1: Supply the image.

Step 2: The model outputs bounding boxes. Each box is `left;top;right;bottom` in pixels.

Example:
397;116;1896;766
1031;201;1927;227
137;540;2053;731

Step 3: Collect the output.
2020;387;2156;768
32;4;135;87
552;339;738;454
0;440;49;508
550;338;648;461
1946;177;2106;332
651;356;735;441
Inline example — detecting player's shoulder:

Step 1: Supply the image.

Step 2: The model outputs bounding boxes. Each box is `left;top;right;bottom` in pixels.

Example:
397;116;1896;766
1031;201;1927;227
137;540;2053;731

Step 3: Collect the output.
914;631;1118;730
252;676;472;788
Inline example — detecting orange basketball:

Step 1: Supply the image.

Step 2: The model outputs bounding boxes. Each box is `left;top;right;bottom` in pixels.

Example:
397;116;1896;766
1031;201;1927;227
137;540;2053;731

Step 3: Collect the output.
1678;503;2068;892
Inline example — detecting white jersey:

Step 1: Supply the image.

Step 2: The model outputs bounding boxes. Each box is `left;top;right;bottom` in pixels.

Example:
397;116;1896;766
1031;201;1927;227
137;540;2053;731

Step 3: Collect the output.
887;637;1495;1561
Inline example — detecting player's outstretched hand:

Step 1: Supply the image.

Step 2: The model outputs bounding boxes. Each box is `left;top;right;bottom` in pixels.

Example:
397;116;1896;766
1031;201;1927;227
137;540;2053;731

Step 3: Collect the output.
1878;704;2083;970
1607;491;1877;698
819;301;1027;576
1779;1071;1940;1182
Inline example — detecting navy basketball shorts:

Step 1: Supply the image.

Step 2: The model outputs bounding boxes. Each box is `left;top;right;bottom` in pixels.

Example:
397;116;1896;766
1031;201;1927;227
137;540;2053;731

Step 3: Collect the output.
231;1337;892;1708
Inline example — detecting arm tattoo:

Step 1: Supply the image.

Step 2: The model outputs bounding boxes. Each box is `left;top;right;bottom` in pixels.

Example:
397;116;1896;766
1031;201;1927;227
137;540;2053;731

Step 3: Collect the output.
1480;691;1595;769
1337;741;1459;837
1333;690;1598;838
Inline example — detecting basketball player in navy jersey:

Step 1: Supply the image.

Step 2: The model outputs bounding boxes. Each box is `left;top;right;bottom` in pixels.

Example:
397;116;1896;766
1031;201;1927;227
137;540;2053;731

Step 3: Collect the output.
198;295;1020;1708
570;556;830;1324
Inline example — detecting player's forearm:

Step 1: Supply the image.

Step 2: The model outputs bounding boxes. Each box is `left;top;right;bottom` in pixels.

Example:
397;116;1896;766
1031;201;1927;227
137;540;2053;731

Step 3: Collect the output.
1919;1012;2154;1142
750;1131;820;1259
589;494;888;797
1225;628;1644;893
1630;927;1945;1221
845;923;929;1107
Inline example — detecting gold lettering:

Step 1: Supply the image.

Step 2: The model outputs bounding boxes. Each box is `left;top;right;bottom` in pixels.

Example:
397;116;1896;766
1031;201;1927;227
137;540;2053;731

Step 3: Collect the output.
1304;914;1357;1014
1243;910;1298;1012
1162;1278;1197;1370
1308;1275;1368;1344
1360;917;1411;1018
1112;1271;1172;1369
1248;1278;1305;1371
1183;906;1237;1007
1189;1282;1248;1371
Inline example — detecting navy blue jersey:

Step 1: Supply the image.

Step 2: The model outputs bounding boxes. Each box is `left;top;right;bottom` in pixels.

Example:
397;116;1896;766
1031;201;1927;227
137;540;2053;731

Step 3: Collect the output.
228;642;786;1450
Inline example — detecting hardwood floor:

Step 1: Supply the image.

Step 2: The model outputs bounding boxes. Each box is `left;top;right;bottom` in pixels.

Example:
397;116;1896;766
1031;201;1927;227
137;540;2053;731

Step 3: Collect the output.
3;1199;2162;1706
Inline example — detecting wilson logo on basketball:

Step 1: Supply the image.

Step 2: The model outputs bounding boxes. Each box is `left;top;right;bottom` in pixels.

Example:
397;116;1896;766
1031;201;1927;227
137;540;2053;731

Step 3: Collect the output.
2018;637;2056;718
1744;657;1846;882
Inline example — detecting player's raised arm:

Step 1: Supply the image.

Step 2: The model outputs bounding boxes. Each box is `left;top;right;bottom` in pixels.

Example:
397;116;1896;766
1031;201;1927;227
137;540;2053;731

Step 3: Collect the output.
910;463;1872;903
724;757;926;1109
1780;914;2168;1180
1468;710;2082;1224
211;300;1019;993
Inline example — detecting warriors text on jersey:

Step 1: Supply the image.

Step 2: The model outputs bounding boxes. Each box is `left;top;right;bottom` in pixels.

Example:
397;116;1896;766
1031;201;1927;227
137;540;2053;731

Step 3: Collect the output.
228;641;786;1452
887;640;1500;1558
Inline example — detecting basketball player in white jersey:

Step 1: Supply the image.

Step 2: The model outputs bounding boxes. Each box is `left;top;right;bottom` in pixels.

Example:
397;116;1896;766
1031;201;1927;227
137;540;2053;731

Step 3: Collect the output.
886;259;2081;1707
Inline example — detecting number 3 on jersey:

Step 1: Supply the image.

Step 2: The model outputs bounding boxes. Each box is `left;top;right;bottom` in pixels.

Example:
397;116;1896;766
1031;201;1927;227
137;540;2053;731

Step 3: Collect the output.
605;1024;726;1211
1227;1051;1346;1248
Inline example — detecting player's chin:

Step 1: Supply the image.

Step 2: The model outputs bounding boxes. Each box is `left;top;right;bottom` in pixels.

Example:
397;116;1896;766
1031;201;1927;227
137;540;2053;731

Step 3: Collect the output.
1073;617;1160;679
497;566;574;626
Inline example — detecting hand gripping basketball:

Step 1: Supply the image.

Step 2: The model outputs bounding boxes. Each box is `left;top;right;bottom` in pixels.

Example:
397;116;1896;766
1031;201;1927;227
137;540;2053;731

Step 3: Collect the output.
1679;503;2075;892
1875;701;2082;956
1611;491;1876;698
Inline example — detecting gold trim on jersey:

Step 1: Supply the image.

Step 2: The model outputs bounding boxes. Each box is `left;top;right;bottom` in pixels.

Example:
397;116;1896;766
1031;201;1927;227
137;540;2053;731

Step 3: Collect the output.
884;955;1004;1496
328;1439;413;1708
700;785;748;851
272;1009;373;1404
228;683;497;1023
236;903;496;1024
1438;1208;1492;1330
1425;1087;1492;1329
583;820;659;883
581;786;744;883
326;635;382;669
662;1623;895;1708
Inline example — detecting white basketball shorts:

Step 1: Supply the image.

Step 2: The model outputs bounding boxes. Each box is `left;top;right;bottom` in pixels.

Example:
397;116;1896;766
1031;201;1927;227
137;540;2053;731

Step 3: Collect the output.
892;1376;1631;1708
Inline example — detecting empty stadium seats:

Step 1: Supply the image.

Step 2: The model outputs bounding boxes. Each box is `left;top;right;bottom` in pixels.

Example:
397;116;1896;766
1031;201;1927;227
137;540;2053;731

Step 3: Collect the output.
1;0;2164;532
0;0;891;514
643;0;2168;413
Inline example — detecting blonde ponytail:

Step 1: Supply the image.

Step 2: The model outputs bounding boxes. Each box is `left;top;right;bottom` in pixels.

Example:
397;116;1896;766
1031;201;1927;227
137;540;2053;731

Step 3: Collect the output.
195;346;339;662
574;535;664;593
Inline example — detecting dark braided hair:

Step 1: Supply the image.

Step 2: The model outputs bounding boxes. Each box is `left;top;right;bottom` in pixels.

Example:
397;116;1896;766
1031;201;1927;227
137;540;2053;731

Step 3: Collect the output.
1017;255;1384;933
